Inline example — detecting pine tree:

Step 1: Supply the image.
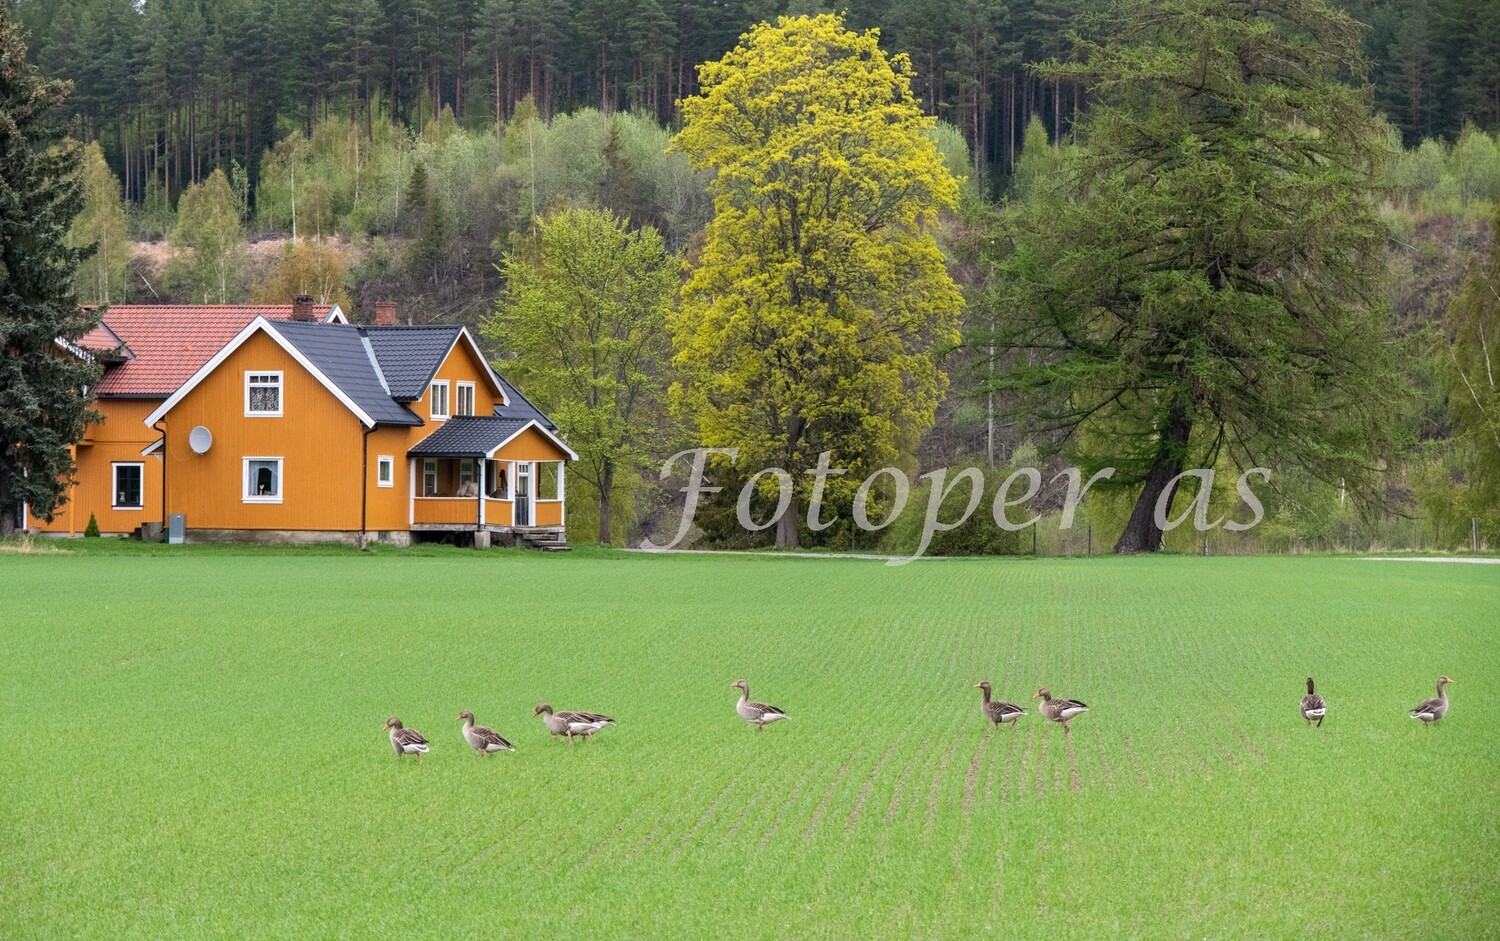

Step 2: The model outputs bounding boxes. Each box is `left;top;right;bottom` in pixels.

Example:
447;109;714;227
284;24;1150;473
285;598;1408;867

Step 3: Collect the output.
0;11;102;535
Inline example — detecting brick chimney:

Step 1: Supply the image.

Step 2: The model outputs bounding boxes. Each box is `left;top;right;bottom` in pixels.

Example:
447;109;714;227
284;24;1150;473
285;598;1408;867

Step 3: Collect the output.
374;300;397;326
291;294;317;321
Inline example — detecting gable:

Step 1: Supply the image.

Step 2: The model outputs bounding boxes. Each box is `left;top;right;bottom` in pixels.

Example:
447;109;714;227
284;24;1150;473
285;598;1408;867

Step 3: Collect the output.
92;304;343;397
145;318;379;428
492;424;576;462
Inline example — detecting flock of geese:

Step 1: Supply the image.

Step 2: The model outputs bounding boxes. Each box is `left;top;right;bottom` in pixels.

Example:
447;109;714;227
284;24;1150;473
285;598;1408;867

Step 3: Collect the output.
382;679;788;762
382;675;1457;763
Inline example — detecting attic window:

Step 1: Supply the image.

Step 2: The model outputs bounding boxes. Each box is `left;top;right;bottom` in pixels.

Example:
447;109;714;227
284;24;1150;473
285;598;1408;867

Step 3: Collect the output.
456;382;475;417
246;372;283;416
430;381;450;421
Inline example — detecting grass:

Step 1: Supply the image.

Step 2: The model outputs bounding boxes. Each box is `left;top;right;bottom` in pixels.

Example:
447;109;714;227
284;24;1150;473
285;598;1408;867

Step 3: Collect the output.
2;546;1497;939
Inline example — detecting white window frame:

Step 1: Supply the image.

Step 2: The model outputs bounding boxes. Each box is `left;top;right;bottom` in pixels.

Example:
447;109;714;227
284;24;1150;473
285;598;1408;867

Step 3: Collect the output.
459;459;476;491
243;457;284;504
430;381;450;421
245;371;284;417
112;462;145;509
455;381;476;417
422;458;439;496
377;455;394;488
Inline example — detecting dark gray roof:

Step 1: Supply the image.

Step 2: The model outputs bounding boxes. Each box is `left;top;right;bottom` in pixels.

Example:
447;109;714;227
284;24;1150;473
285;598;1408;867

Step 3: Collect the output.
270;321;422;426
408;416;529;457
493;373;556;429
362;324;464;401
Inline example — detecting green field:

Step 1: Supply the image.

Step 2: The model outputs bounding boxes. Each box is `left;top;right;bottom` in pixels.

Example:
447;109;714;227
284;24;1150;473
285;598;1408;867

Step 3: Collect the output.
2;546;1497;939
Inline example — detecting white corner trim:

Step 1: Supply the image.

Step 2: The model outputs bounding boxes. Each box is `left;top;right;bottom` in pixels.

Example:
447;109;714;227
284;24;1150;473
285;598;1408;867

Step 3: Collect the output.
144;317;377;428
484;419;581;461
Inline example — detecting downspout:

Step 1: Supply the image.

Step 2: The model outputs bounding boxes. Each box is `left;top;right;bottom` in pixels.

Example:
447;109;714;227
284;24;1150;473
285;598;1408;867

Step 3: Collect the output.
153;419;167;540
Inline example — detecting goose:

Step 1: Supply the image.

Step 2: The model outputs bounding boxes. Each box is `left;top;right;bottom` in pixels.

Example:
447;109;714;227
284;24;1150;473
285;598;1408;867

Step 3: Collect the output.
1410;676;1454;725
458;710;515;755
974;681;1026;729
532;704;614;744
731;679;789;732
1034;688;1088;734
1300;677;1327;727
384;717;429;763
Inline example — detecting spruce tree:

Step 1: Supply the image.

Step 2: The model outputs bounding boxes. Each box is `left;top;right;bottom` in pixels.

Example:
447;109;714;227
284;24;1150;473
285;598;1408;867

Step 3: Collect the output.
0;10;101;536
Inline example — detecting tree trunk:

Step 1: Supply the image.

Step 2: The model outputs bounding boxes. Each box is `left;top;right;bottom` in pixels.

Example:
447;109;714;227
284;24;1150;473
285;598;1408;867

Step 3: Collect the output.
775;493;801;549
598;461;614;546
1114;402;1193;554
0;476;15;538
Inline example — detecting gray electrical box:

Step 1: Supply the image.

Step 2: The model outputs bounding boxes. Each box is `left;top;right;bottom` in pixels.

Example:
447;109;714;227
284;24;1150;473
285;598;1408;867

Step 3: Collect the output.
168;514;186;545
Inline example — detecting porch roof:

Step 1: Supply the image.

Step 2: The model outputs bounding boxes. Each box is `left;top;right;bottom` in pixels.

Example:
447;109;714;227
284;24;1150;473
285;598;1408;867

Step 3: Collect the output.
407;416;529;458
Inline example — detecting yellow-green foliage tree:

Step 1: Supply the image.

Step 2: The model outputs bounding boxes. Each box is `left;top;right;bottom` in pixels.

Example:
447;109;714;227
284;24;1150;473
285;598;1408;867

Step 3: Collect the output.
670;13;962;548
250;240;352;311
170;169;245;303
69;142;131;305
489;208;676;545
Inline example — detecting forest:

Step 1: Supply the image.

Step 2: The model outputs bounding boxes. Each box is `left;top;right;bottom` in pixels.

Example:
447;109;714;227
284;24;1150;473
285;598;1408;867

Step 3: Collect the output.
5;0;1498;551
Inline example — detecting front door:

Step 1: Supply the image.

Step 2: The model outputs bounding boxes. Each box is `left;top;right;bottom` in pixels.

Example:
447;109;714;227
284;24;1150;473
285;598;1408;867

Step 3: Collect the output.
516;462;531;526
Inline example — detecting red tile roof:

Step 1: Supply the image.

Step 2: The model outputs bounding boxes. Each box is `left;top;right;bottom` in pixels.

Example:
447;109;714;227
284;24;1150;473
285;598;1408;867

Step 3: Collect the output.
90;305;336;396
78;321;129;355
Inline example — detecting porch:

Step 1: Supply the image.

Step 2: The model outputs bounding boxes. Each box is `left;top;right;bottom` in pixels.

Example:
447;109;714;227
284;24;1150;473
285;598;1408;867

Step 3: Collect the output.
407;417;575;545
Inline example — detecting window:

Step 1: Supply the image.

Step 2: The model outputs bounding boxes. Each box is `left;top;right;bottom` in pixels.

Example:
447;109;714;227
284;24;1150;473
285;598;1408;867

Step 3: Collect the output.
422;459;439;496
459;459;476;490
538;461;563;500
377;456;394;488
246;372;283;416
456;382;476;417
113;463;144;509
244;458;283;503
430;381;450;420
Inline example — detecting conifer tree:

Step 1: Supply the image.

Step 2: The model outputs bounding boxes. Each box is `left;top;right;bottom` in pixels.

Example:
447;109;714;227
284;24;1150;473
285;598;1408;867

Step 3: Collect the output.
975;0;1407;553
0;11;101;535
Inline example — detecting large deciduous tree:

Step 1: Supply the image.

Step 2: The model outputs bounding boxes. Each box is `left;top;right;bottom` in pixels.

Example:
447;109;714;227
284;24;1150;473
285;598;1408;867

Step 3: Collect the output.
670;13;962;548
0;11;100;536
975;0;1407;553
488;208;675;545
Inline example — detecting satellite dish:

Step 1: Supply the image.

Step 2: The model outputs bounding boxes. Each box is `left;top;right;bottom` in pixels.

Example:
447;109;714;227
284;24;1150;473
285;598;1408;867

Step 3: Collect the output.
189;426;213;454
